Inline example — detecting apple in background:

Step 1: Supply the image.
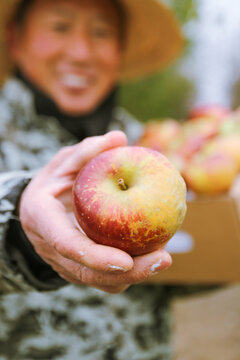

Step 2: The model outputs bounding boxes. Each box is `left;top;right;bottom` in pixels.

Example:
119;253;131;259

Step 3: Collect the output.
135;119;181;153
187;117;220;138
188;104;230;123
204;135;240;171
73;146;187;256
219;114;240;136
168;118;218;161
169;133;206;161
183;150;238;195
164;152;187;174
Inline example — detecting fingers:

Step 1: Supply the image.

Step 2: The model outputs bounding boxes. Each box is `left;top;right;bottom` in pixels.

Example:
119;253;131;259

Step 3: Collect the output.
27;221;171;295
43;244;171;287
19;131;172;294
26;222;171;288
24;194;134;273
45;131;127;178
36;248;130;294
76;248;172;286
59;272;130;294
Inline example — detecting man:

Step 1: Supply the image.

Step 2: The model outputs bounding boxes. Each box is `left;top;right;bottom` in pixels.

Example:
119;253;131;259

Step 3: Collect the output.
1;0;183;294
0;0;184;358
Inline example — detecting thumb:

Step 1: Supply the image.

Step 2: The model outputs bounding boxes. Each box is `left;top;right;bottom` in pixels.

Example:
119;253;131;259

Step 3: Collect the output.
51;131;127;178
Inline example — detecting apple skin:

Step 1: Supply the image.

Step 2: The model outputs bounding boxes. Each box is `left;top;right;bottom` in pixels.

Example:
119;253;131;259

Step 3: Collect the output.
135;119;181;153
219;114;240;135
168;119;219;161
204;135;240;171
188;104;230;122
183;150;238;195
73;146;187;256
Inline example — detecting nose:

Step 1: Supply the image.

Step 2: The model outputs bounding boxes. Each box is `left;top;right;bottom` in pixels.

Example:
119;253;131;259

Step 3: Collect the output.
65;29;92;62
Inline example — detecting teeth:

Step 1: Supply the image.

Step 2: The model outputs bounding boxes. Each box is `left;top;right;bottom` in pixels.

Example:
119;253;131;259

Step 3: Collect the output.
62;74;88;88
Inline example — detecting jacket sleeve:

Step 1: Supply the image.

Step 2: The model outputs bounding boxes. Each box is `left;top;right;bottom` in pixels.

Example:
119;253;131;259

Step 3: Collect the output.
0;171;67;294
0;80;69;293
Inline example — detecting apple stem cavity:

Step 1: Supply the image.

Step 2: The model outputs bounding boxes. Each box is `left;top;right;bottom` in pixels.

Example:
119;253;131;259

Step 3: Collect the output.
118;178;128;191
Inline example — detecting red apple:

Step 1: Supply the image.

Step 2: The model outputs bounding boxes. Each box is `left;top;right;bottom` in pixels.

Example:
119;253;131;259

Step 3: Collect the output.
204;135;240;171
219;114;240;136
183;150;238;195
168;119;218;161
73;146;187;256
188;104;230;123
165;152;187;174
135;119;181;153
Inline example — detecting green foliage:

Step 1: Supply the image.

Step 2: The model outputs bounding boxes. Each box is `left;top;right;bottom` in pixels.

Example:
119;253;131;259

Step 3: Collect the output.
118;64;195;122
166;0;198;24
118;0;198;123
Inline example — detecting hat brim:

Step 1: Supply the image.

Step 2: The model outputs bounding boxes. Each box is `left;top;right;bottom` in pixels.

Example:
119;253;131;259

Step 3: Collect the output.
119;0;184;81
0;0;184;84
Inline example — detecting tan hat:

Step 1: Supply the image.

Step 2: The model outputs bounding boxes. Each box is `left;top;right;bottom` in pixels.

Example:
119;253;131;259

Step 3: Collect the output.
0;0;184;84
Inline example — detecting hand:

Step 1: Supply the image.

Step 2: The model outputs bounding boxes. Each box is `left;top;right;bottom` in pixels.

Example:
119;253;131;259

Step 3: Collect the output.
19;131;172;293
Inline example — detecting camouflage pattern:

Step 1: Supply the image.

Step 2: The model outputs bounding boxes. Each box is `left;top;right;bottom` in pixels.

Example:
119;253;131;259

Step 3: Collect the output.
0;78;216;360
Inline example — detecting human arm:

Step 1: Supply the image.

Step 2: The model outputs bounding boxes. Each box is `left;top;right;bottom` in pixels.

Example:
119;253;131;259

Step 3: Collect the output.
0;82;171;294
18;131;172;294
0;170;69;293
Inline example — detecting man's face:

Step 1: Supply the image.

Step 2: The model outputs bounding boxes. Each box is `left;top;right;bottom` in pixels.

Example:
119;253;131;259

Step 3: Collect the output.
10;0;123;115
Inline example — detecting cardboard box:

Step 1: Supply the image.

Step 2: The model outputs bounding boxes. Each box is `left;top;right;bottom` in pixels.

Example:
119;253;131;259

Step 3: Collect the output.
147;187;240;284
171;284;240;360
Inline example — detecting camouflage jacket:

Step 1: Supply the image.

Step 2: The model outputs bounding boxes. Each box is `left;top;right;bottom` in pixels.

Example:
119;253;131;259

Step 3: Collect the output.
0;78;143;295
0;78;222;360
0;78;180;360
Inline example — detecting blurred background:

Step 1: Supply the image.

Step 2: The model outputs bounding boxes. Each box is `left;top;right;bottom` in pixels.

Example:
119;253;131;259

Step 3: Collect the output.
0;1;239;359
118;0;240;122
126;2;240;358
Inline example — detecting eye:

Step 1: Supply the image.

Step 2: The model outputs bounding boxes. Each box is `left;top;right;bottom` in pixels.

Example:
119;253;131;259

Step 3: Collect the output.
51;21;71;33
91;24;117;39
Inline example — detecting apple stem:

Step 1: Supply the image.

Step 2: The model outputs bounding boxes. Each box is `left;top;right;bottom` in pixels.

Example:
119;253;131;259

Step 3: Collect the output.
118;178;128;191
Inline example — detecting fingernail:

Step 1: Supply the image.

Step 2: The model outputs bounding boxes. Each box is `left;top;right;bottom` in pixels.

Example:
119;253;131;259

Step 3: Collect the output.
151;259;163;275
107;265;128;273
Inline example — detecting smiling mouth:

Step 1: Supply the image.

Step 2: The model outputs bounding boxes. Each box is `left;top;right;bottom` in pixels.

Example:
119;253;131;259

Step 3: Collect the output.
61;74;90;89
